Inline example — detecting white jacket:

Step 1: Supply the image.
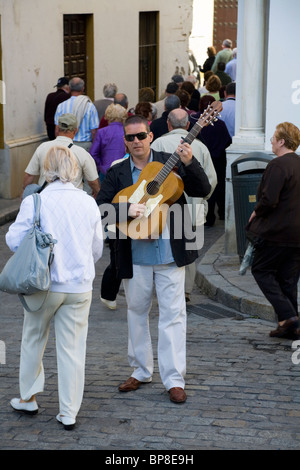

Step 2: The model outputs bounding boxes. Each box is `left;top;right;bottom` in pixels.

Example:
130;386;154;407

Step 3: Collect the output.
151;128;217;226
6;181;103;293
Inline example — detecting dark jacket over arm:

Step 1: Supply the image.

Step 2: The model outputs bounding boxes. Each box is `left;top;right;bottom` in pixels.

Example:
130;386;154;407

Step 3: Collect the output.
96;150;211;278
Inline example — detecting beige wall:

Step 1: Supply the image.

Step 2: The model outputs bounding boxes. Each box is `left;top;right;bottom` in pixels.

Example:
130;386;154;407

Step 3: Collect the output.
0;0;193;198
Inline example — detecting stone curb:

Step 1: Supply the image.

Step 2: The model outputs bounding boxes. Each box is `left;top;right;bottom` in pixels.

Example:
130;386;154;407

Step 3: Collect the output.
0;201;20;226
196;234;276;322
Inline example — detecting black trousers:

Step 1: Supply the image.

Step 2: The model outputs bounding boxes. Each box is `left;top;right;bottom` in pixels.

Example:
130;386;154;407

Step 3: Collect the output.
46;124;56;141
251;245;300;322
206;157;226;226
101;239;122;301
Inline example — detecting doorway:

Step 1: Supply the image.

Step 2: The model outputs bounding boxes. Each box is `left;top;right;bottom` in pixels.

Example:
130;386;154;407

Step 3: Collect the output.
63;14;94;99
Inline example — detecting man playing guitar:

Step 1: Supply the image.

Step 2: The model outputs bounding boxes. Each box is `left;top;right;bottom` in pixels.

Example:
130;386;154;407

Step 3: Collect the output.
96;113;212;403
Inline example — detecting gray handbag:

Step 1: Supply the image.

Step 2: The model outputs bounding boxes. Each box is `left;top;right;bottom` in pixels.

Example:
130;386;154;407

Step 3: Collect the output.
239;242;254;275
22;181;48;199
0;193;57;312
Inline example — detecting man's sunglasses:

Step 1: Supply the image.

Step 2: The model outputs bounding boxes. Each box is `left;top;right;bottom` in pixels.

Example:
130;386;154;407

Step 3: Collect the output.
124;132;150;142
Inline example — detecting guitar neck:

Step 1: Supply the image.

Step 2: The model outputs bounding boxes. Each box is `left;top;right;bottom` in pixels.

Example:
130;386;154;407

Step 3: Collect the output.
155;120;203;185
153;101;222;188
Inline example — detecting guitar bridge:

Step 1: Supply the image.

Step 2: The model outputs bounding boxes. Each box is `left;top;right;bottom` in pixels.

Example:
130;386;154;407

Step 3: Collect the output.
128;179;163;217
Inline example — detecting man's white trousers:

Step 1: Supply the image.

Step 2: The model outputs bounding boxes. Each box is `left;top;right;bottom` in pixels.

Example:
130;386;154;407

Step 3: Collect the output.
123;263;186;391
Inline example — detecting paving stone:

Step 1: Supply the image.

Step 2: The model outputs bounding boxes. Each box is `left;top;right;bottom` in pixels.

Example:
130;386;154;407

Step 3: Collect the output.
0;216;300;451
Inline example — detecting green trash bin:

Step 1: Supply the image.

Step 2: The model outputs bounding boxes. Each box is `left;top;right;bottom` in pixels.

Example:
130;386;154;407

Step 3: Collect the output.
231;152;273;260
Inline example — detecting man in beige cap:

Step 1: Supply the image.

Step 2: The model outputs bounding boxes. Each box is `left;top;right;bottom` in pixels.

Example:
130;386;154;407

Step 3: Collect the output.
23;114;100;198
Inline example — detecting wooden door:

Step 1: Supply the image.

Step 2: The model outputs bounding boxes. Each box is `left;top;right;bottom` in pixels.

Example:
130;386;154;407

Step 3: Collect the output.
139;11;159;100
213;0;238;51
64;15;87;83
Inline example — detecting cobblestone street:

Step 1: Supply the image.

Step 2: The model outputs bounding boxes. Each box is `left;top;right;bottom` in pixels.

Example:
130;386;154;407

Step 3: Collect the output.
1;220;300;452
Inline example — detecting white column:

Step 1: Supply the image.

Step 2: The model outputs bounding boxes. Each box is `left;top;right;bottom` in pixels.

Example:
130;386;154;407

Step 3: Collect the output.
233;0;267;147
224;0;268;254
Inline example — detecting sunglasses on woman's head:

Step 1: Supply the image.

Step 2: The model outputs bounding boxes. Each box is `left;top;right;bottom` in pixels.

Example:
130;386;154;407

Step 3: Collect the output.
124;132;150;142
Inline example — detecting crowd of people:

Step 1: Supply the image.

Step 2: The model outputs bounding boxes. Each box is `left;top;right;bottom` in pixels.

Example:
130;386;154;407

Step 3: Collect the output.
7;38;300;431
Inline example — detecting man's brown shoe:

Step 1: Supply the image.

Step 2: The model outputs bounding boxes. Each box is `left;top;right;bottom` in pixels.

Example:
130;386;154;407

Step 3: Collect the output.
169;387;187;403
118;377;149;392
270;317;299;339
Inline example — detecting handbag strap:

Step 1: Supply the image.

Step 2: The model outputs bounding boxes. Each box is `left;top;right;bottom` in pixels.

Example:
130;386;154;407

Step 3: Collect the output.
32;193;41;226
19;193;52;313
18;291;50;313
37;181;48;194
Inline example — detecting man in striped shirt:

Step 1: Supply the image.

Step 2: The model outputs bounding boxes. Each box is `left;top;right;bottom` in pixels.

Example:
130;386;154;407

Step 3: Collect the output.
54;77;99;151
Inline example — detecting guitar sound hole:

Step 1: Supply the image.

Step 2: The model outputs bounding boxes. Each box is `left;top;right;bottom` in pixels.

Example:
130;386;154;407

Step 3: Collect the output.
146;180;160;196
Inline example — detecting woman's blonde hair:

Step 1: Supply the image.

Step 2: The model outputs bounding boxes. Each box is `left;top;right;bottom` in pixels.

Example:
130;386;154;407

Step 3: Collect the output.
207;46;216;57
275;122;300;152
44;145;78;183
105;103;128;124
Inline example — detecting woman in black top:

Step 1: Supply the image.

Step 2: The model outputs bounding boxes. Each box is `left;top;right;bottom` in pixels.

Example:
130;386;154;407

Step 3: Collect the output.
246;122;300;340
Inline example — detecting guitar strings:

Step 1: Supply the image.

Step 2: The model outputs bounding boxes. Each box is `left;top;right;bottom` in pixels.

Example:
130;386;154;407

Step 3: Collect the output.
145;105;220;195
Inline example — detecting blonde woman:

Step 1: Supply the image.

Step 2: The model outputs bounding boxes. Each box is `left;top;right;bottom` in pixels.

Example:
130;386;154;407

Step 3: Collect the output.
7;146;103;430
90;103;127;181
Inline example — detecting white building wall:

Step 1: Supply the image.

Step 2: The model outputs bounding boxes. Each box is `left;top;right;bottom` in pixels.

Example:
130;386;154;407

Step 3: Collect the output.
0;0;193;198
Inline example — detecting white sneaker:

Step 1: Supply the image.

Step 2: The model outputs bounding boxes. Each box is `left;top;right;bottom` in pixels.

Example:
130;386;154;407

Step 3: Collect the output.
56;414;76;430
100;297;117;310
10;398;38;415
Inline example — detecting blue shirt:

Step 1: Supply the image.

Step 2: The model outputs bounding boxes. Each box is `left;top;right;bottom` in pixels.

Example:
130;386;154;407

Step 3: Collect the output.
54;96;99;142
225;58;237;81
219;98;235;138
130;153;174;265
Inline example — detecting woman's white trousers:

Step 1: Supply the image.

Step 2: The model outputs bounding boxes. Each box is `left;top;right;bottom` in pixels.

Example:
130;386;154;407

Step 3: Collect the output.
19;291;92;420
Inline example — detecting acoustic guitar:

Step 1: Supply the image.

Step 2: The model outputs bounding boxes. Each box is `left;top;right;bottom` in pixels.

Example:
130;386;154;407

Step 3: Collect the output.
112;101;222;240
